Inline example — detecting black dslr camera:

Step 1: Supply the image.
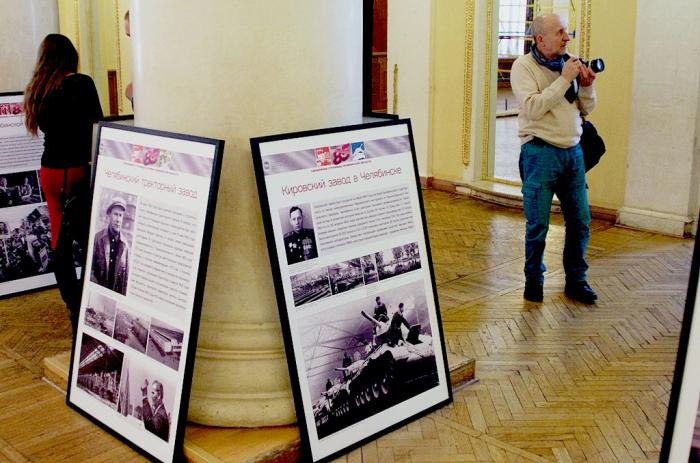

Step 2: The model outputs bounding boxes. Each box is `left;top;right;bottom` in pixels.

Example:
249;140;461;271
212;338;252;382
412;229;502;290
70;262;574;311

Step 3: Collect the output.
564;54;605;73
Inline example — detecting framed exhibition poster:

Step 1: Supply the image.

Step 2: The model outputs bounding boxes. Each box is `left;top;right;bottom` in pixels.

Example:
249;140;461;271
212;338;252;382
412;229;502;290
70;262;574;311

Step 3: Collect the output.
660;234;700;462
66;122;223;463
251;119;452;462
0;92;56;296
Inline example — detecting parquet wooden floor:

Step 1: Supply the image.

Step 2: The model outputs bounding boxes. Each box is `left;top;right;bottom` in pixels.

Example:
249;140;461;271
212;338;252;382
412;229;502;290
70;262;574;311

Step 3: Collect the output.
0;190;693;462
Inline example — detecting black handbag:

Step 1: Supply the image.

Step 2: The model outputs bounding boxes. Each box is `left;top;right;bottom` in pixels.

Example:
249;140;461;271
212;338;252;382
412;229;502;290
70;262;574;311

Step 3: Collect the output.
59;167;91;254
580;119;606;172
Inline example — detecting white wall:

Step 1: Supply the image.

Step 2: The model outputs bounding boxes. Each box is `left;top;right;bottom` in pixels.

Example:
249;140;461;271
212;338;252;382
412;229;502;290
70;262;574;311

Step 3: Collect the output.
620;0;700;236
387;0;432;176
0;0;58;93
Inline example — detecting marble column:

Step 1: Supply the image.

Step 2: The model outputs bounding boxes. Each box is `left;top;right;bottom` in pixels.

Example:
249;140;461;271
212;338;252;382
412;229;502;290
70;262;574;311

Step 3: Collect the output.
0;0;58;93
619;0;700;236
130;0;362;426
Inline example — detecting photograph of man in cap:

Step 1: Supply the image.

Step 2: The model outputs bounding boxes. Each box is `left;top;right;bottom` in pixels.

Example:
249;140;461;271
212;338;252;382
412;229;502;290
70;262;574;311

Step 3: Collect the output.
90;196;130;295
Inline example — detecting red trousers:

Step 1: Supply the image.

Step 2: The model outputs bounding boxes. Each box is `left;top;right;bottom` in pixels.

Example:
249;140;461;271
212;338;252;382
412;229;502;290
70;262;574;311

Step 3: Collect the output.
39;166;87;250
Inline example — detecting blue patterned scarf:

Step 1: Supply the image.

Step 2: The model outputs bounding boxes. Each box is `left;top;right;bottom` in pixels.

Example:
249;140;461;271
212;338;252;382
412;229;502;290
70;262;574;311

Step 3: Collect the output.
531;45;577;103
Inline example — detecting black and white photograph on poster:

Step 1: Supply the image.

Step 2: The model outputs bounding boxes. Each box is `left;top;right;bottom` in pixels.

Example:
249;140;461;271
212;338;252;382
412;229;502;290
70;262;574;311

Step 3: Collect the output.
116;357;176;443
146;319;184;371
76;333;125;411
361;254;378;285
300;280;438;440
84;291;117;336
252;120;451;462
291;267;331;307
0;170;42;208
375;242;421;281
67;123;223;463
89;188;136;296
279;203;318;265
0;205;52;284
328;258;364;295
113;306;150;354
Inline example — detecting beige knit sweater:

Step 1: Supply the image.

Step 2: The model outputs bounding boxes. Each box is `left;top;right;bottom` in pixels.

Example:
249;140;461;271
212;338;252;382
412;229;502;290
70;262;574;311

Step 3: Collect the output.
510;52;596;148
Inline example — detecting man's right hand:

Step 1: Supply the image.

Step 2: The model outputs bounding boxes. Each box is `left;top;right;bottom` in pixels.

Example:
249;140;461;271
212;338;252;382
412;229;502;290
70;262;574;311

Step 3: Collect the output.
562;56;581;82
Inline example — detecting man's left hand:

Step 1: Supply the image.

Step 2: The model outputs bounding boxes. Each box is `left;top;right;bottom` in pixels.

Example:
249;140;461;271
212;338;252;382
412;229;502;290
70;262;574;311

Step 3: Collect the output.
579;63;596;87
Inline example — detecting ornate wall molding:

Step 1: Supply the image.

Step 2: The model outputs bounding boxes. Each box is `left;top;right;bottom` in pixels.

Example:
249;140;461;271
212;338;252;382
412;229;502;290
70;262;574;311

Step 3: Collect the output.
580;0;592;59
480;0;494;180
115;0;124;113
461;0;475;166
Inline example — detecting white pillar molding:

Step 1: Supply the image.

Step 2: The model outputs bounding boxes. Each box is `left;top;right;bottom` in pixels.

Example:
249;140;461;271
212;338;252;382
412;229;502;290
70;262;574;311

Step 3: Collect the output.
0;0;58;93
620;0;700;237
130;0;363;426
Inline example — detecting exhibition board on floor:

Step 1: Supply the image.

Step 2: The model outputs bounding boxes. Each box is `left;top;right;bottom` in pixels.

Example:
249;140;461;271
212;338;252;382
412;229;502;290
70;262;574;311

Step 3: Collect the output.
661;233;700;462
66;122;223;463
0;92;56;296
251;119;452;463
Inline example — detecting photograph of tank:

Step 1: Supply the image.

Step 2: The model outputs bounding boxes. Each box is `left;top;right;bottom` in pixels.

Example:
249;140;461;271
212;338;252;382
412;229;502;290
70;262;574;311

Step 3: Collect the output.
146;319;184;371
291;267;332;307
299;279;438;439
113;307;150;354
328;258;364;295
375;242;421;281
83;291;117;336
76;333;124;411
361;254;378;285
0;205;52;283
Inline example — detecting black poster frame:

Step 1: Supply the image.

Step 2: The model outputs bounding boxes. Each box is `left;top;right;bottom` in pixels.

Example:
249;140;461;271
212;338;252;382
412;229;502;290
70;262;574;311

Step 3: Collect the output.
251;119;452;463
660;234;700;462
66;122;224;463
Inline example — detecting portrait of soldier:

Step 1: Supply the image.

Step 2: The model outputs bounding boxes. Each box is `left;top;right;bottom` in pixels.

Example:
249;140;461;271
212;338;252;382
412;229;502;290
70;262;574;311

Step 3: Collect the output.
283;206;318;265
90;197;130;295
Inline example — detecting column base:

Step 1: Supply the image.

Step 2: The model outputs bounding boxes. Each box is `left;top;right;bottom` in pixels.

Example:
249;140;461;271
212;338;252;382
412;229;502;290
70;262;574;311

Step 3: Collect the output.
618;206;694;237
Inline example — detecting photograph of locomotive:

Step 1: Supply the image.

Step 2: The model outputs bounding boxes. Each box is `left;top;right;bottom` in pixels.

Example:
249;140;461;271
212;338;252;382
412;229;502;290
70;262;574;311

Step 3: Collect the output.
299;279;439;439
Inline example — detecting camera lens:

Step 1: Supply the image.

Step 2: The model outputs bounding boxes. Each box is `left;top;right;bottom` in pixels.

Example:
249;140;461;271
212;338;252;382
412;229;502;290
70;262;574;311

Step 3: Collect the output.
589;58;605;73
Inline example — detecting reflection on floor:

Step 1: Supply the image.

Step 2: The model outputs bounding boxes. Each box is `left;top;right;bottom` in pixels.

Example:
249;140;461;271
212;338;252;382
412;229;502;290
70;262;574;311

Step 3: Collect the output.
0;190;693;462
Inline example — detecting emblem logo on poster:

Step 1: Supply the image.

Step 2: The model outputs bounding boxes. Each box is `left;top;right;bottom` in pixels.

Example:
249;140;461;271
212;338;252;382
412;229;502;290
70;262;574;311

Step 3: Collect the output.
131;145;172;169
0;103;22;117
351;141;365;161
331;144;351;165
315;147;331;167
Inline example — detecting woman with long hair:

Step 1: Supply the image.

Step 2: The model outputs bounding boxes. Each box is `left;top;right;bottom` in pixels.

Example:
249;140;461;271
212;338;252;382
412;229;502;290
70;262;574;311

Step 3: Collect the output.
24;33;103;332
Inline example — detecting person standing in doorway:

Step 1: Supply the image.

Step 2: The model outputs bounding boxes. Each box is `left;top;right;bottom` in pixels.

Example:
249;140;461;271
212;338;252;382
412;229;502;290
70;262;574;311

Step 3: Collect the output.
510;13;598;304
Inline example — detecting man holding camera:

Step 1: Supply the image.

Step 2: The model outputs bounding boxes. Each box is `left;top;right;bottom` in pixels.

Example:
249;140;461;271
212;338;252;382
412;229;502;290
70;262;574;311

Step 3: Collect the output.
510;13;598;304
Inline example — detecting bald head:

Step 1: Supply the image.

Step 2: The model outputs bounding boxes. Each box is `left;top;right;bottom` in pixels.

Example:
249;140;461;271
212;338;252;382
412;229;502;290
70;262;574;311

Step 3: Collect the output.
531;14;561;37
531;14;571;59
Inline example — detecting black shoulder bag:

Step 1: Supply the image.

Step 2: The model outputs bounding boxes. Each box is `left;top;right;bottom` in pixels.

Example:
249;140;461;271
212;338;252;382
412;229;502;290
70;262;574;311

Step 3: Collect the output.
580;117;606;172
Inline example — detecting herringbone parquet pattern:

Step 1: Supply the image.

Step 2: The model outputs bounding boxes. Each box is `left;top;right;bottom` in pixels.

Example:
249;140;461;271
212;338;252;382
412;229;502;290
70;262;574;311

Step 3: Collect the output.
331;191;693;463
0;190;693;462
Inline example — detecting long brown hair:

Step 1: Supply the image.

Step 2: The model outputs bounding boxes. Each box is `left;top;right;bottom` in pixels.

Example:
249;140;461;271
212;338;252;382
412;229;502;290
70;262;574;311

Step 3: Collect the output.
24;34;79;135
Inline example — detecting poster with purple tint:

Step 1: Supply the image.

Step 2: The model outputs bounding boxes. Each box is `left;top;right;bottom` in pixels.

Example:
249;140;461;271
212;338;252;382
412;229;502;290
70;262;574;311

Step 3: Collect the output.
251;119;452;463
0;92;55;296
67;122;223;463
